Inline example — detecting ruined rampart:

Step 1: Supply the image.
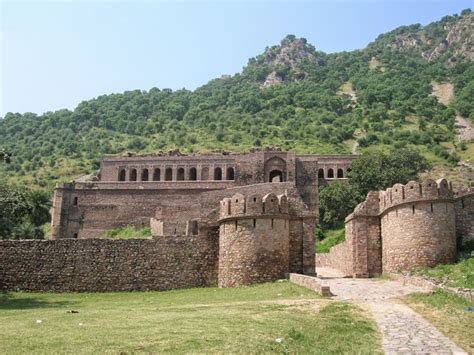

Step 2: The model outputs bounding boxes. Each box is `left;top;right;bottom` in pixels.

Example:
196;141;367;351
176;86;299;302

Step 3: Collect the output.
0;235;218;292
318;179;473;277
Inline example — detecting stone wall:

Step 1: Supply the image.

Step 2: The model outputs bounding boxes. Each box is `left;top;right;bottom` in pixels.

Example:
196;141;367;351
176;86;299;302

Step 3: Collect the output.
454;189;474;248
289;273;331;296
381;201;456;273
0;236;218;292
317;179;469;277
218;192;290;287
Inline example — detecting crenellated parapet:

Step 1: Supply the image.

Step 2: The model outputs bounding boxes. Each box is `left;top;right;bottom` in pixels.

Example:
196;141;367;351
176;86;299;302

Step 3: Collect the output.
218;192;289;221
379;178;453;214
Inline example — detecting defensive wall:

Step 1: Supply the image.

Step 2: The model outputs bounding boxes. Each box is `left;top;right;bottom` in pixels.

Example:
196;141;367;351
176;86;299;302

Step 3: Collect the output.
1;189;316;292
317;179;474;276
0;235;218;292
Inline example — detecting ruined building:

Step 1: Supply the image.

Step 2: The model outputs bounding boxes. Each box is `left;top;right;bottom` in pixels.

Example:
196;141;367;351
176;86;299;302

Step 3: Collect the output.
49;151;355;283
1;151;472;292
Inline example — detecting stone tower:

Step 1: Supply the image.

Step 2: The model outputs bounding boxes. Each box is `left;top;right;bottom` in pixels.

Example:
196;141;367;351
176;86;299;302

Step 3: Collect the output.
218;192;290;287
380;178;457;273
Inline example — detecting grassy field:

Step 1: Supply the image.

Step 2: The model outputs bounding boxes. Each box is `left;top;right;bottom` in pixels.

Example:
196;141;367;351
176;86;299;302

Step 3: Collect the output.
316;226;345;253
405;290;474;353
0;282;381;354
413;257;474;289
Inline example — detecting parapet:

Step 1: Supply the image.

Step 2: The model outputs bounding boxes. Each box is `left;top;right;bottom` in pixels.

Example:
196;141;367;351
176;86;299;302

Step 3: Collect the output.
348;178;455;221
219;192;289;221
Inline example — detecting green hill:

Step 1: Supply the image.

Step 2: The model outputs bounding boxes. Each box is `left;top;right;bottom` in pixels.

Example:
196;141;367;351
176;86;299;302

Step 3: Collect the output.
1;9;473;190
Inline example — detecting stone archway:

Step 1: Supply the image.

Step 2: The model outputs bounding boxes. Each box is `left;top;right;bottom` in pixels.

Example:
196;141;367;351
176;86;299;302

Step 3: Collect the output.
269;170;283;182
264;156;287;183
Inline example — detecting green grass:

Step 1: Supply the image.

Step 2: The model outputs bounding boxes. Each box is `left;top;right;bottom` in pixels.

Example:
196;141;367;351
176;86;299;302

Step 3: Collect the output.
316;226;346;253
98;224;152;239
0;282;381;354
413;257;474;289
405;290;474;352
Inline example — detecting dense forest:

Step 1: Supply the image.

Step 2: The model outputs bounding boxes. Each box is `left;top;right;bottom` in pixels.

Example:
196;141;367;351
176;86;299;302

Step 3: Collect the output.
0;9;473;193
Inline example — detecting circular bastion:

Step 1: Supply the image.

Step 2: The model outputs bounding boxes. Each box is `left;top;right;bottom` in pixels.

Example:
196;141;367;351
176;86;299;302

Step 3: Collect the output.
217;192;290;287
380;178;457;273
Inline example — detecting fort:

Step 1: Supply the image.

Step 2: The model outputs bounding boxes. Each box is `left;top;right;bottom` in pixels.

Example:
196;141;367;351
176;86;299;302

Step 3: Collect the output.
0;150;473;292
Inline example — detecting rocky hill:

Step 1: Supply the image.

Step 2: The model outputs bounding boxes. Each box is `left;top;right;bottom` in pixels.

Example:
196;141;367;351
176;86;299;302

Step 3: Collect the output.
0;9;473;189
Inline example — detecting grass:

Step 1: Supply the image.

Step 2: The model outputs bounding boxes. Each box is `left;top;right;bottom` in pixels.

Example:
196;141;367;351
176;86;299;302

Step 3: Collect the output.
413;257;474;289
99;224;152;239
316;226;345;253
405;290;474;352
0;282;381;354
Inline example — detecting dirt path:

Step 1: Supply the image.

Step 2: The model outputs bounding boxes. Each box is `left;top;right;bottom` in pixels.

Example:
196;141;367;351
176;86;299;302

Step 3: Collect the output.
318;268;467;354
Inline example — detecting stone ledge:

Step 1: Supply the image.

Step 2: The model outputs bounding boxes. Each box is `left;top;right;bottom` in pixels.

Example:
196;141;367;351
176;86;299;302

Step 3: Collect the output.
289;273;331;296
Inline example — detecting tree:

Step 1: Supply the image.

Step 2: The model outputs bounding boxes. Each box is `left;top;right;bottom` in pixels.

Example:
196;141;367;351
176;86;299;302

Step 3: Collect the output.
348;147;430;198
319;182;358;228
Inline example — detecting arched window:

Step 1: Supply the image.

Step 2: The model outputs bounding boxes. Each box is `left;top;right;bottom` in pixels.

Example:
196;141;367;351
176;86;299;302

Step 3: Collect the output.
201;167;209;180
142;168;149;181
177;168;185;181
165;168;173;181
337;168;344;178
269;170;283;182
189;167;197;181
214;167;222;180
130;169;137;181
227;167;235;180
318;168;324;179
327;169;334;179
118;169;126;181
153;168;161;181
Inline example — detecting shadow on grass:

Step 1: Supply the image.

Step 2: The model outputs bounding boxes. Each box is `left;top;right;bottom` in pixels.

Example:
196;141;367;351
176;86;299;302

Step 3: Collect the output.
0;292;75;310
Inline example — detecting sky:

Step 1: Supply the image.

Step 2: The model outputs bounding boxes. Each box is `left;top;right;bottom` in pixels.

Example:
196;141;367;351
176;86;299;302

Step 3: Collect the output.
0;0;472;116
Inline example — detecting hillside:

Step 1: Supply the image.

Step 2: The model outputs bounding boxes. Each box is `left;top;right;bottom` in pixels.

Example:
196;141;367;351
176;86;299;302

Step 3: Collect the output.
0;9;473;190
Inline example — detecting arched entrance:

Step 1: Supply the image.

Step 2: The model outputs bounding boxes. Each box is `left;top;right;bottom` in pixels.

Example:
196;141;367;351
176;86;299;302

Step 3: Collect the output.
264;156;287;182
269;170;283;182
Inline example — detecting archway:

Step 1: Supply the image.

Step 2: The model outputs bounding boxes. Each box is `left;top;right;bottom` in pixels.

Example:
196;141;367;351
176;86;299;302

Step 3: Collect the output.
269;170;283;183
201;167;209;180
189;167;197;181
130;169;137;181
153;168;161;181
165;168;173;181
177;168;185;181
327;169;334;178
318;168;324;179
142;169;149;181
337;168;344;178
118;169;126;181
214;167;222;180
264;156;287;182
227;167;235;180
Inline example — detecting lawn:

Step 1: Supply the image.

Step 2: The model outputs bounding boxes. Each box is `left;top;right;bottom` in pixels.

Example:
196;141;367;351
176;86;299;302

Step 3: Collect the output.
405;290;474;353
0;282;381;354
316;226;345;253
413;257;474;289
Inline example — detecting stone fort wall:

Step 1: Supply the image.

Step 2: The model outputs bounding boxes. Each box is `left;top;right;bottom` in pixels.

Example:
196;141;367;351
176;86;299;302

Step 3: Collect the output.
0;235;218;292
317;179;474;277
218;192;290;287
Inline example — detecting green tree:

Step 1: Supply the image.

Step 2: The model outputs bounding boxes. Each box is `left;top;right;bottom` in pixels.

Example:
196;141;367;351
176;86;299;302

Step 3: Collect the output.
348;147;430;198
319;182;358;228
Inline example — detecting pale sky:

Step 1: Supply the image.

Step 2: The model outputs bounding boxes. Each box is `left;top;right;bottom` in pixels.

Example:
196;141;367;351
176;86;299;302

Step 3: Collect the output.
1;0;471;116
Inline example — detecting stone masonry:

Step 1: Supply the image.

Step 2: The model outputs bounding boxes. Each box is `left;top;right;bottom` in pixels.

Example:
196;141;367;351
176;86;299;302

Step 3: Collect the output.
317;179;474;276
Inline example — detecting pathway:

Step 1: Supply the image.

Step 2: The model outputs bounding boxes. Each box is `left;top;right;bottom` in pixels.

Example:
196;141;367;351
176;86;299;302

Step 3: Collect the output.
317;268;467;355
